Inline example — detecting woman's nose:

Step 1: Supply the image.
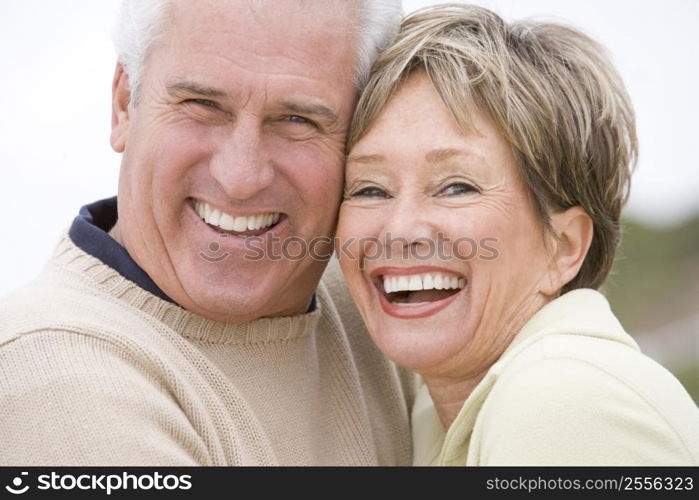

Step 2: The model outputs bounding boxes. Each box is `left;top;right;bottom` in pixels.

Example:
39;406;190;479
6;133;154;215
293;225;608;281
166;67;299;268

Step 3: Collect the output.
378;196;439;261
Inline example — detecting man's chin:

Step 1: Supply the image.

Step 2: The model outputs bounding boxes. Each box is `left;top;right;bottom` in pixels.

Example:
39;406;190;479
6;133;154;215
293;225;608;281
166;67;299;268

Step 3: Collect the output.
168;252;324;322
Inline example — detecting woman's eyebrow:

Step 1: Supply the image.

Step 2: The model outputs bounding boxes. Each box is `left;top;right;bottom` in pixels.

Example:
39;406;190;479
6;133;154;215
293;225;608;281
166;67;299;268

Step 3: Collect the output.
346;153;385;165
425;148;493;177
425;148;482;163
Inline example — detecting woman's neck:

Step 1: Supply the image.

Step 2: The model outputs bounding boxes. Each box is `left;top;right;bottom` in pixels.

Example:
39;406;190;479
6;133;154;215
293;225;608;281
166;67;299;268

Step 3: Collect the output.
422;372;487;430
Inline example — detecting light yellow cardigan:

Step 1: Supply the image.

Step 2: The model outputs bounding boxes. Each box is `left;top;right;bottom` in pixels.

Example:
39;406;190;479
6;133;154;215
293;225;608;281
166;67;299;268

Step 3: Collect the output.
412;289;699;465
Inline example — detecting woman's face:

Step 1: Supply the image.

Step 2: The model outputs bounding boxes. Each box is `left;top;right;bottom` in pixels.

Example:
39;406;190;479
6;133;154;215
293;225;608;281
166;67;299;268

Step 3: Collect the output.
338;72;554;378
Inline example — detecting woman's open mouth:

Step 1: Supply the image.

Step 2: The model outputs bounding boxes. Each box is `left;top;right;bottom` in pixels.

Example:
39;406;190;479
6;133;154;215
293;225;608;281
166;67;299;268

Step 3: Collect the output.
371;267;467;319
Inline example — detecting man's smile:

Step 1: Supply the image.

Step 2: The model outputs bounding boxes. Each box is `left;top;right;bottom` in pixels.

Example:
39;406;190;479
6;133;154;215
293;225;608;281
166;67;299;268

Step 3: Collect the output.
192;199;283;237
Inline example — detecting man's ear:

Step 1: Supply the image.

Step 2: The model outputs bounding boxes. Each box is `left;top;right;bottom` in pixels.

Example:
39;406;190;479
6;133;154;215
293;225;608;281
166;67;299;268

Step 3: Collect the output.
110;62;132;153
541;206;594;296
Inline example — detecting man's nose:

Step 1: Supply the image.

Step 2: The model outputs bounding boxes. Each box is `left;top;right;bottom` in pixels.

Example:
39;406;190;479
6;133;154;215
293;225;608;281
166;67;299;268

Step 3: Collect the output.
209;120;275;201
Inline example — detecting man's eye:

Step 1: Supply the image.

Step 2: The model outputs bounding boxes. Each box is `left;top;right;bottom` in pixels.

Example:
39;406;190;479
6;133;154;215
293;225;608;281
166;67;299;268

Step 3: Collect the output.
185;98;219;109
351;186;389;198
439;182;479;196
285;115;313;125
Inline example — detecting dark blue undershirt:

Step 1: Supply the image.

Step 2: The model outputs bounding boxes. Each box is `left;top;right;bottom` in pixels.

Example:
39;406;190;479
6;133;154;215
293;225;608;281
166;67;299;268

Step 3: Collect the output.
68;197;316;312
68;197;174;302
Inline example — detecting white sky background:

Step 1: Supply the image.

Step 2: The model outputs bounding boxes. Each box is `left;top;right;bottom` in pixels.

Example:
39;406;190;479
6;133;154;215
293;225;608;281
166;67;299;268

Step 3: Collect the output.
1;0;698;297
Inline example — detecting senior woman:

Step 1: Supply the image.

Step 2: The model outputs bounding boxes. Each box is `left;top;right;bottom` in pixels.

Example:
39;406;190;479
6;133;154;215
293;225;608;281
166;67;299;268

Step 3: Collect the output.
337;4;699;465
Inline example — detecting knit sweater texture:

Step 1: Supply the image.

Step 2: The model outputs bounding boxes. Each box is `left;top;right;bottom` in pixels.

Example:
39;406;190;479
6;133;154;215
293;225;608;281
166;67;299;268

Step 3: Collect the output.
0;234;416;465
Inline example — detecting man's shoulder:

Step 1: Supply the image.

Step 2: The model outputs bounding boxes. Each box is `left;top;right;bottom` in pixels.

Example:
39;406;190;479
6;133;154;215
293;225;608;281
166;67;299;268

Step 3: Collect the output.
0;263;165;356
0;273;210;466
0;277;162;377
0;318;210;466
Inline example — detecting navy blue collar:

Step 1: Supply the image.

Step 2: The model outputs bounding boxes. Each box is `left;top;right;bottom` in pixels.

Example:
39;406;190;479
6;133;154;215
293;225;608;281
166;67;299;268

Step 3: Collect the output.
68;197;174;303
68;197;316;313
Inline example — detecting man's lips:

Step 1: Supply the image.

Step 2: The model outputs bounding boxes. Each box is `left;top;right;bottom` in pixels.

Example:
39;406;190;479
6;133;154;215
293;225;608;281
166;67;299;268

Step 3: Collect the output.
369;266;467;319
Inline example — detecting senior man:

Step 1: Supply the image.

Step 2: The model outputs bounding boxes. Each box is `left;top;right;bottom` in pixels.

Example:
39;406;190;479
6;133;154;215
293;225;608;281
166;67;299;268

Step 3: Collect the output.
0;0;415;465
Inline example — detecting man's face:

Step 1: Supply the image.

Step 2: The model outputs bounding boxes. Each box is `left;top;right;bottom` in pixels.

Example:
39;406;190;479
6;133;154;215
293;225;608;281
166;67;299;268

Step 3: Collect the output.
110;0;358;322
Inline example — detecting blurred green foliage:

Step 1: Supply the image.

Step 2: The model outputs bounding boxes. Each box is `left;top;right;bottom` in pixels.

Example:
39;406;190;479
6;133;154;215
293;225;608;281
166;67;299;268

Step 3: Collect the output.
604;214;699;403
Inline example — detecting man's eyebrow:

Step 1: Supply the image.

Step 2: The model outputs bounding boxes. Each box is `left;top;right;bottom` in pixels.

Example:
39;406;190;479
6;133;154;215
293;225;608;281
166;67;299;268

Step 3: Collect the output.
167;82;228;99
277;100;338;122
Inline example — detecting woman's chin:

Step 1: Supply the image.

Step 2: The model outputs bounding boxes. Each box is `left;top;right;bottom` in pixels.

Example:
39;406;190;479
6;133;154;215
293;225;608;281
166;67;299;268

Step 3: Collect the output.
366;311;473;374
356;270;476;373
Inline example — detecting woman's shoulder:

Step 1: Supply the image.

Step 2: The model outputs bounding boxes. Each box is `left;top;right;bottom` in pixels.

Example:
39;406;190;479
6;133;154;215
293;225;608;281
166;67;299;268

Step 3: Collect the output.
497;330;695;413
474;332;699;465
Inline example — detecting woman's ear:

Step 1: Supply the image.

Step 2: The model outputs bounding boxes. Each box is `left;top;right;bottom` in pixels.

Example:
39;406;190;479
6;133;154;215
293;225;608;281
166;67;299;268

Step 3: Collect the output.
541;206;593;296
110;62;132;153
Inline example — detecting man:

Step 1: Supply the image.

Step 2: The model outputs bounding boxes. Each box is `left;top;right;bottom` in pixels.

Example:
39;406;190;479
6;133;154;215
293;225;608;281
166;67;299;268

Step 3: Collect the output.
0;0;415;465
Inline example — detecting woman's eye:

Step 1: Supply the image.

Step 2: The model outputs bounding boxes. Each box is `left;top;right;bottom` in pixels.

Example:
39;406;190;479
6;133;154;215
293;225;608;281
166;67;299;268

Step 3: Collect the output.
351;186;389;199
439;182;479;196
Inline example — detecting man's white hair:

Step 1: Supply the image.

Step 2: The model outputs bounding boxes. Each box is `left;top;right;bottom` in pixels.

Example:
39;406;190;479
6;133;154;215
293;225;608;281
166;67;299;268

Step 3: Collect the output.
113;0;403;99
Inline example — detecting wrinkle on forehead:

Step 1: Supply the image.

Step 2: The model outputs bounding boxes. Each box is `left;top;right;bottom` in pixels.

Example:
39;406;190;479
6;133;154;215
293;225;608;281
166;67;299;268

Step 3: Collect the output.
245;0;355;19
167;0;356;36
157;0;357;79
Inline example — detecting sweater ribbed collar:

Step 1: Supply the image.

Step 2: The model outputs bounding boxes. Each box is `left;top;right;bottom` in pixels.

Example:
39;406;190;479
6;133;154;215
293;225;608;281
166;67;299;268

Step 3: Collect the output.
50;234;321;344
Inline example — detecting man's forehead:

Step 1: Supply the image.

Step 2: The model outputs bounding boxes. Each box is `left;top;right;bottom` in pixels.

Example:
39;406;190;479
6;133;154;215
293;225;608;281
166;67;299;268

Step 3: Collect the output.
142;0;359;119
156;0;357;70
166;0;355;31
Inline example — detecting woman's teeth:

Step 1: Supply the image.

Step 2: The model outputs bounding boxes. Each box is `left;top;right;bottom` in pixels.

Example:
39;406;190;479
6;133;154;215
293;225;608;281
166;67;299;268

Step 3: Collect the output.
194;200;281;232
382;272;466;293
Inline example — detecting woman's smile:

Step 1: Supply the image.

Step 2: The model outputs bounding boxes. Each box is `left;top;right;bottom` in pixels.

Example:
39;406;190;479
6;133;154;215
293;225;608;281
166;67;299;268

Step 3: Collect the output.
370;265;467;319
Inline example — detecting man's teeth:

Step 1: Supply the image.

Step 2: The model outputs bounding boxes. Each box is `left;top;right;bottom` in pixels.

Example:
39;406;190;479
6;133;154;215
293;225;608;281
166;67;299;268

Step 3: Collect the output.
383;272;466;293
194;201;280;231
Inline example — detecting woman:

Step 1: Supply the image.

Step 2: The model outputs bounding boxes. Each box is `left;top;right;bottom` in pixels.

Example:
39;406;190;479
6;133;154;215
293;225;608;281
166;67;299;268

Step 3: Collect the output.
337;4;699;465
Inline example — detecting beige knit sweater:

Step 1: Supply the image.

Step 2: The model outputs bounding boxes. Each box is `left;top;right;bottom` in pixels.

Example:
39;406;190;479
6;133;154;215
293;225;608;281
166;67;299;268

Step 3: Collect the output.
0;234;416;465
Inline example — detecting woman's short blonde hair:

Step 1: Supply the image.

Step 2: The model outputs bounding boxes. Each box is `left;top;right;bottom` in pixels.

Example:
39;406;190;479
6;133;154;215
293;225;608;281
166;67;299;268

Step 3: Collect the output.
348;4;638;293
